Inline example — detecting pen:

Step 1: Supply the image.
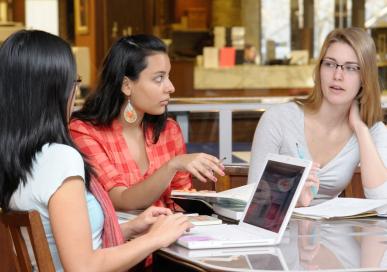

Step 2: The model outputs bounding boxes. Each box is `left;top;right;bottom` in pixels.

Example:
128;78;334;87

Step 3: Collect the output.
208;157;226;180
296;143;318;196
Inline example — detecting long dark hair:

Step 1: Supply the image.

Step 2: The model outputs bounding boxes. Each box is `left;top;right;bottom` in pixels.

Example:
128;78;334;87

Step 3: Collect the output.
72;34;168;143
0;30;91;211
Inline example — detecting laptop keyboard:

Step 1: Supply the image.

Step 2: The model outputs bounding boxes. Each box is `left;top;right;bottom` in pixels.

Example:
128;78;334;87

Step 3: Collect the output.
191;224;265;241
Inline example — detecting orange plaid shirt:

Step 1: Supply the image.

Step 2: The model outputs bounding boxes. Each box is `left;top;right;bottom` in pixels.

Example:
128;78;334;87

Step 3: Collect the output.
69;118;192;208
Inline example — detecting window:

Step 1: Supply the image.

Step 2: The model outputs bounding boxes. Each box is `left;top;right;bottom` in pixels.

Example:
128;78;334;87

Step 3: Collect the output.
314;0;335;58
261;0;291;61
365;0;387;28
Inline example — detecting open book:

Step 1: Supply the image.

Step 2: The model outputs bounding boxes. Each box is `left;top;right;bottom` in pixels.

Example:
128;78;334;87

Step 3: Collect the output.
171;184;254;218
293;197;387;220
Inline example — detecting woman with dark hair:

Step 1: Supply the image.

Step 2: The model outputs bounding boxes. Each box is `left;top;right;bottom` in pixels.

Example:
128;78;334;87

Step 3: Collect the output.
0;30;192;271
70;34;225;211
248;28;387;207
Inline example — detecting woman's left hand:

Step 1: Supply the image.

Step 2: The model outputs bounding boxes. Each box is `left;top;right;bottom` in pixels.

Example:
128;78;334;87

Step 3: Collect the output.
349;100;365;132
129;206;173;235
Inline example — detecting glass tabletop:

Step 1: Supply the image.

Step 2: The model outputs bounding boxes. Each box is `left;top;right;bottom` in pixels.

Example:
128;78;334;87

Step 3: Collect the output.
161;217;387;271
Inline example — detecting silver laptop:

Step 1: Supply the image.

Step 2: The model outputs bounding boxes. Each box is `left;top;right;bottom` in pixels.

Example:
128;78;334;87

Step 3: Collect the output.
176;153;312;249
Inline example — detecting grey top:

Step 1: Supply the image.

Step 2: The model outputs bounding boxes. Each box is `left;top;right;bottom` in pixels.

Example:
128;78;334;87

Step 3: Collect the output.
247;102;387;203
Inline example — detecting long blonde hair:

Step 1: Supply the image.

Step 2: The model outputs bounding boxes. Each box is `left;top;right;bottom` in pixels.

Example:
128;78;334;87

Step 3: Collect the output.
295;27;383;127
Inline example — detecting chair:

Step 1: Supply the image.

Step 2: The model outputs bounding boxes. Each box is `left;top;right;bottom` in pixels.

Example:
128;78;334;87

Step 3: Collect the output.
0;210;55;272
215;164;249;192
0;212;18;272
191;164;249;192
341;166;365;198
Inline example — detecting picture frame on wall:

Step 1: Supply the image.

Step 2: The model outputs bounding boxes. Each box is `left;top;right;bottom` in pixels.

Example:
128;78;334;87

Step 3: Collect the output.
75;0;89;34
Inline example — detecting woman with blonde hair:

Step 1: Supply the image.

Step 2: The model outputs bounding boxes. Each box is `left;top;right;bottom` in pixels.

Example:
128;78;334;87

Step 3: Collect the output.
248;27;387;207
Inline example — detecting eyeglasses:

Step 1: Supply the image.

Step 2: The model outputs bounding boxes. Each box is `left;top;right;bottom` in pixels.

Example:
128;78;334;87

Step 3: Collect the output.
321;59;360;75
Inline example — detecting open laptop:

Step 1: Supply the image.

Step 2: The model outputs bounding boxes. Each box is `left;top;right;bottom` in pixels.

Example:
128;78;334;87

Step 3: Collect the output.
176;153;312;249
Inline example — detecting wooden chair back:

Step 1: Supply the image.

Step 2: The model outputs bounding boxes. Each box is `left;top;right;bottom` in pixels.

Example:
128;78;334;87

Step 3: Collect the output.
0;210;55;272
191;164;249;192
340;166;365;198
215;164;249;192
0;212;19;272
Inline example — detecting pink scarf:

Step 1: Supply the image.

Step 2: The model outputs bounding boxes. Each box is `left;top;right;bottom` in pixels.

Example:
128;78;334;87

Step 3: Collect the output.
89;178;125;247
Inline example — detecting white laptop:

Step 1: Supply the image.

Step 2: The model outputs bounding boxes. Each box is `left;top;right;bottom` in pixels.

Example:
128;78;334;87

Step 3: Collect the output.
176;153;312;249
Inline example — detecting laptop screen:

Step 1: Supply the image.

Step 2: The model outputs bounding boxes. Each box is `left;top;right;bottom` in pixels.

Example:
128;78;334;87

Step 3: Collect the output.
243;160;305;232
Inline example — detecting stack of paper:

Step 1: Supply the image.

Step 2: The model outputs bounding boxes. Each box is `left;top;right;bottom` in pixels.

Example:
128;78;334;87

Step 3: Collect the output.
293;198;387;220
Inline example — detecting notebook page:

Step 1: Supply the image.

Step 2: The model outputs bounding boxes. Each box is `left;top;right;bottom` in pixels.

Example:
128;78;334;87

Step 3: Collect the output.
294;198;387;219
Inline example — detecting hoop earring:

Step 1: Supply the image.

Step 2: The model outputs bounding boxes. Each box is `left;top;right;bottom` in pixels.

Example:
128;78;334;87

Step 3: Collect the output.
123;99;137;123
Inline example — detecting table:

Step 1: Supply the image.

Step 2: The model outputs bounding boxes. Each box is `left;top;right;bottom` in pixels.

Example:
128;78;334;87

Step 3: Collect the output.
154;217;387;271
169;95;387;164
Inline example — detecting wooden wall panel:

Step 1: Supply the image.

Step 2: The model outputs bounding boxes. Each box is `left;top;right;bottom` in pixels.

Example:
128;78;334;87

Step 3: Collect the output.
174;0;211;26
11;0;25;23
74;0;156;90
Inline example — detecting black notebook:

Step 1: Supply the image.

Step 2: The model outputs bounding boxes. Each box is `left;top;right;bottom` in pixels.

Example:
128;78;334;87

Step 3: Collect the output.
172;197;214;215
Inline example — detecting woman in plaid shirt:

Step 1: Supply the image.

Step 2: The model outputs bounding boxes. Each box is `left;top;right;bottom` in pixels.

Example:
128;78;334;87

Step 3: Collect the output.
70;35;225;211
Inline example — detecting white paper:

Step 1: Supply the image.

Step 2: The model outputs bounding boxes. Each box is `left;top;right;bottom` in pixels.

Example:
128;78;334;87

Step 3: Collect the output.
294;197;387;219
172;184;254;202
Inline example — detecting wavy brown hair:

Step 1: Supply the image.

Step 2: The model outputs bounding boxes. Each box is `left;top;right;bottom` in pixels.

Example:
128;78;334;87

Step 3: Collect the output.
295;27;383;127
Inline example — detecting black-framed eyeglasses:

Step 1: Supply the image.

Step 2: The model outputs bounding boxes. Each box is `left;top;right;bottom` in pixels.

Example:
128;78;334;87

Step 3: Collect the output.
320;59;360;74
